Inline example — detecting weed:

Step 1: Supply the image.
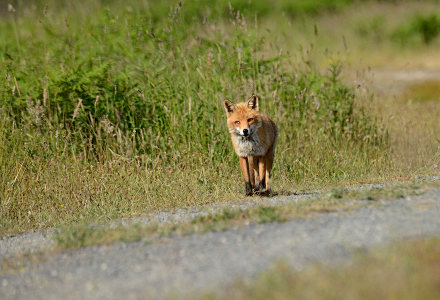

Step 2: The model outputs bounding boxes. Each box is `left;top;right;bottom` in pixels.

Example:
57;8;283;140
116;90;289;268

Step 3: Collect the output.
255;206;282;223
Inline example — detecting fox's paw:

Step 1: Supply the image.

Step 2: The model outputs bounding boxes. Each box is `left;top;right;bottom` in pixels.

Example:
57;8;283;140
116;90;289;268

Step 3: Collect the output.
254;189;267;196
253;181;265;193
255;189;275;197
245;182;253;196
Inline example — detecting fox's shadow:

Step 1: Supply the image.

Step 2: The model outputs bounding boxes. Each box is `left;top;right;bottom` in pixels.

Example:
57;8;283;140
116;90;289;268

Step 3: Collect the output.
272;190;317;197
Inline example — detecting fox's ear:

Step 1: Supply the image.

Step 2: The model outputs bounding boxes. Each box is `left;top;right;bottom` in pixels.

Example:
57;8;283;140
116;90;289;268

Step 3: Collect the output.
224;100;235;113
247;95;259;111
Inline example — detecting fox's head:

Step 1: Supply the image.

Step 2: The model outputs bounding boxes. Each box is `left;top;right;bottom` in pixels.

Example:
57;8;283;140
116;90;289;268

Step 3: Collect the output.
224;95;260;138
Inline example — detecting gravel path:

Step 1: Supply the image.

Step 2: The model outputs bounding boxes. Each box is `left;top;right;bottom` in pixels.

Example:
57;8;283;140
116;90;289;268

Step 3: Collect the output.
1;187;440;299
0;190;320;258
1;180;392;258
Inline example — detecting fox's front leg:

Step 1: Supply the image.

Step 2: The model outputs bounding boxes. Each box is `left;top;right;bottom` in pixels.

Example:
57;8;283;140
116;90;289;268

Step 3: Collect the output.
239;156;253;196
257;156;266;192
247;156;259;189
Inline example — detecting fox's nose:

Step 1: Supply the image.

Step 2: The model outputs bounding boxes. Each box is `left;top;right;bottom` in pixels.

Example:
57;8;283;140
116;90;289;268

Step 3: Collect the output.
243;129;249;136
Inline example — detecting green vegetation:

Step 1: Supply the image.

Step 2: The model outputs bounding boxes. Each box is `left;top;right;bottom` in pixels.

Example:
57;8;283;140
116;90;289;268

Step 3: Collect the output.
53;179;439;250
201;238;440;300
357;12;440;47
393;13;440;45
1;0;440;235
53;206;288;250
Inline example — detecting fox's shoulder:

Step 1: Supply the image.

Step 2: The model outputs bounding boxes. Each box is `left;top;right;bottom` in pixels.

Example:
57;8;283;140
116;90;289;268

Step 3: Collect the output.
256;113;278;145
259;114;277;131
259;114;274;123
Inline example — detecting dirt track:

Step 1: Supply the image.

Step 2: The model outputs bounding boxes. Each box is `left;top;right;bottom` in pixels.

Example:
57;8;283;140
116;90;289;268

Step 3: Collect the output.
1;185;440;299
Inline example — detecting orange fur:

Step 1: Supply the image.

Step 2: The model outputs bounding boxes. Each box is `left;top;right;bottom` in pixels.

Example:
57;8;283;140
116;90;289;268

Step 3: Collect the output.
224;96;278;196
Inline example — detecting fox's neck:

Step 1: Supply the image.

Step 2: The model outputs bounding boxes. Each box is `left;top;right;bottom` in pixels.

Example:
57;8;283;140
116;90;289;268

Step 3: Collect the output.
233;133;265;157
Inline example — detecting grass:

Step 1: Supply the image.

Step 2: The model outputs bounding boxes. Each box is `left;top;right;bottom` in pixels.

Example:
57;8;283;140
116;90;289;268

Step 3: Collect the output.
1;251;49;275
368;78;440;175
52;179;440;250
403;80;440;102
261;0;440;69
1;0;439;236
200;238;440;300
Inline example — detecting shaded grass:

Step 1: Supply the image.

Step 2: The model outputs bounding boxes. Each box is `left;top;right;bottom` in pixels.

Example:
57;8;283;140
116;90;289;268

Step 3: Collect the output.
201;238;440;300
53;179;440;250
392;13;440;45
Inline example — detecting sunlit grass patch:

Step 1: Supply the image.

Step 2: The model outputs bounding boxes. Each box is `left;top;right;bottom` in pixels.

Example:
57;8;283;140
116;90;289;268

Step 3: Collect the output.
53;206;287;250
403;80;440;102
201;238;440;300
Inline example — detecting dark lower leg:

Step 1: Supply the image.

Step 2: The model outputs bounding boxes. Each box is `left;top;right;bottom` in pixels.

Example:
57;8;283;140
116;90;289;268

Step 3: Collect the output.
239;157;253;196
245;182;253;196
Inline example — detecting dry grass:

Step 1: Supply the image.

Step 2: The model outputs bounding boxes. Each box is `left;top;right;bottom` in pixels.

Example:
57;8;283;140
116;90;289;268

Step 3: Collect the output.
369;80;440;176
0;153;243;236
403;79;440;102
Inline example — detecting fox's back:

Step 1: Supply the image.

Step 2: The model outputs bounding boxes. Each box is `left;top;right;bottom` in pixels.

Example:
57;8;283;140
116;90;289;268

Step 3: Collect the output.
256;114;278;147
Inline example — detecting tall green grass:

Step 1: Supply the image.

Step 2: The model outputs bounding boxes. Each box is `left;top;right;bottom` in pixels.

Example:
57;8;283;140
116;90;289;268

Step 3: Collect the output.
0;0;388;234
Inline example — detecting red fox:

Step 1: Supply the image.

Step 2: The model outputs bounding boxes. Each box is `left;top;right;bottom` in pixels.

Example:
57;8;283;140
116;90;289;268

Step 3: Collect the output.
224;95;278;196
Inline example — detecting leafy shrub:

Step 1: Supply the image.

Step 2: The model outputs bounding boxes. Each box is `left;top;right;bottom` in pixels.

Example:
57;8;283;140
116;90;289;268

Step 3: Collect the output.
392;14;440;45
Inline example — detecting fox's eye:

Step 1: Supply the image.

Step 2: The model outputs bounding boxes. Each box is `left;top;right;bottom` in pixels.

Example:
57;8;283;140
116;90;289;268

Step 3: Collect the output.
247;118;254;122
234;121;240;125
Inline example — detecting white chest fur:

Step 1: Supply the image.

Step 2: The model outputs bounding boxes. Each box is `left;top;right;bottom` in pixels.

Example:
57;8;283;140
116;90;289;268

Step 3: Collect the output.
234;134;266;157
